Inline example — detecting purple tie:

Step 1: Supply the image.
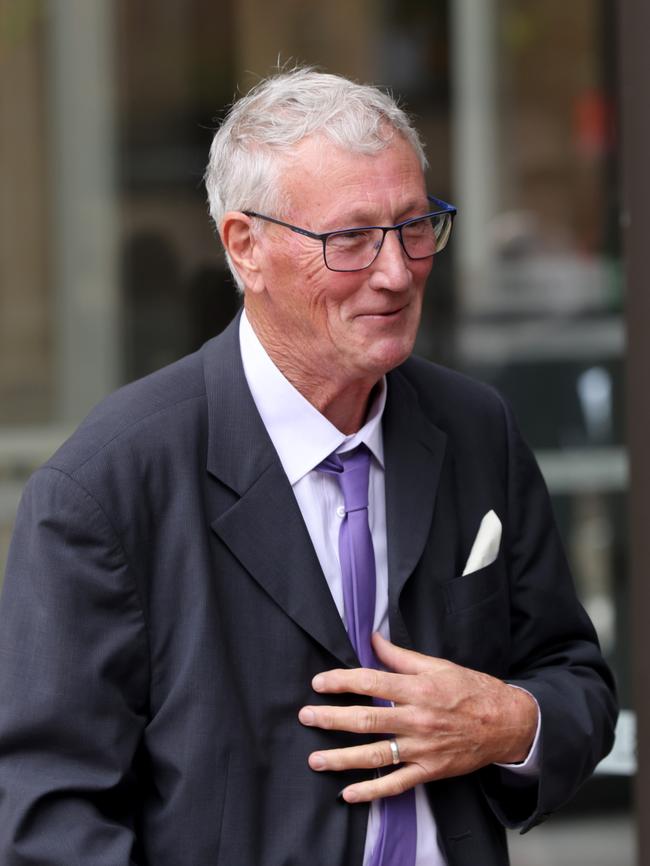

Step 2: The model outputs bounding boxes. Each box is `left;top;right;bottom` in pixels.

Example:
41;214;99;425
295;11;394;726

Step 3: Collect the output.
319;446;417;866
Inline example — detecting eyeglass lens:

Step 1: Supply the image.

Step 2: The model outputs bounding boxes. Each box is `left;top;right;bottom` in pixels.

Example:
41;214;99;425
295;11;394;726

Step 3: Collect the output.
324;213;452;272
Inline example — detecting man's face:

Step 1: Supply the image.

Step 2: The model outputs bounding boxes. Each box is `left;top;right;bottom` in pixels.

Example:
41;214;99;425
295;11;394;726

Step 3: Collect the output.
246;134;433;389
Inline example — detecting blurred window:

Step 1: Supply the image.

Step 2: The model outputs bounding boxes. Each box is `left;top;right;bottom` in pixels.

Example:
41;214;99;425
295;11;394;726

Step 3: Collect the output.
0;2;631;861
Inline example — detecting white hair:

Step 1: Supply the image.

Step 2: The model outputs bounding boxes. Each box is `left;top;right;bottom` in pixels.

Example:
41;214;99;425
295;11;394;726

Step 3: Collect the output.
204;67;428;289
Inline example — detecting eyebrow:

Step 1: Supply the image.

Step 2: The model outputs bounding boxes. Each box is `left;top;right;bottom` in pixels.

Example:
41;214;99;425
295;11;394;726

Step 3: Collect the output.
322;198;430;232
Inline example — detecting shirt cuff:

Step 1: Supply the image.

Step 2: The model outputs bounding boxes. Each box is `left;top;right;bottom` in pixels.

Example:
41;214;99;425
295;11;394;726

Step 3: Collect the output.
494;685;541;778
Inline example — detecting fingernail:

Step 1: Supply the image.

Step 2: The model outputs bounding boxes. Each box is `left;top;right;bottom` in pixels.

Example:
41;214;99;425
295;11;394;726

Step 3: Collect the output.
312;674;325;691
344;788;359;803
310;754;326;770
299;708;315;726
337;789;346;802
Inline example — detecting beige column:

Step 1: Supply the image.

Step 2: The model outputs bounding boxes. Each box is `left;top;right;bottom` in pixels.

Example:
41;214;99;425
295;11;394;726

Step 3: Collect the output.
0;1;51;423
47;0;120;422
450;0;499;314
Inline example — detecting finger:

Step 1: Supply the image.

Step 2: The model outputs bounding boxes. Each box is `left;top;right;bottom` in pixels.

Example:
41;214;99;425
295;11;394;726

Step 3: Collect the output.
340;763;425;804
308;737;407;772
311;667;413;703
299;703;404;735
371;632;440;676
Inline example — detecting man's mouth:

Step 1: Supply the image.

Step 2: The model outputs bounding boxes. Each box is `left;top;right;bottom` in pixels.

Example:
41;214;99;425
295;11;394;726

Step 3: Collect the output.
358;305;407;318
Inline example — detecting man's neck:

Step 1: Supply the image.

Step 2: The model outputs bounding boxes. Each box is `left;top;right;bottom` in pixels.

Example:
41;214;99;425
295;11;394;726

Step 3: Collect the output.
245;310;379;434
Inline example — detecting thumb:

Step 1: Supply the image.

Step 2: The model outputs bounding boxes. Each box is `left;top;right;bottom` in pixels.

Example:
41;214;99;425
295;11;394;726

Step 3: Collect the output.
371;632;435;675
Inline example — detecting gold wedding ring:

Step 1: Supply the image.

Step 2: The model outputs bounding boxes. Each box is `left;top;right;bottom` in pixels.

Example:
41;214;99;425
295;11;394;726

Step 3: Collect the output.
389;738;400;765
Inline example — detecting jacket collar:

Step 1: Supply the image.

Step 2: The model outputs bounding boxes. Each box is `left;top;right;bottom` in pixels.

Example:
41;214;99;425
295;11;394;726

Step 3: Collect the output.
202;315;358;668
202;316;447;663
383;363;447;648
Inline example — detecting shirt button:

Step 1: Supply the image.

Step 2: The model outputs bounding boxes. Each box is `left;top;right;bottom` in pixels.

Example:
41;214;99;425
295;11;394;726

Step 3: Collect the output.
336;505;346;519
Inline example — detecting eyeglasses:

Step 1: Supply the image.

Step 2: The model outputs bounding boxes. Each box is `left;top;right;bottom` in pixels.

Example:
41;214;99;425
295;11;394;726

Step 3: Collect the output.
243;195;457;272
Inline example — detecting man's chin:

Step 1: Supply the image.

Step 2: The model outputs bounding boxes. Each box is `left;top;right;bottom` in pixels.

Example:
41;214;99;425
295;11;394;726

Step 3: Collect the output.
362;338;417;377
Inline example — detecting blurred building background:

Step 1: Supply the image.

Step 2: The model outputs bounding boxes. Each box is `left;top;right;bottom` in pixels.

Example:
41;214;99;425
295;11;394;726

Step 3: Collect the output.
0;1;642;863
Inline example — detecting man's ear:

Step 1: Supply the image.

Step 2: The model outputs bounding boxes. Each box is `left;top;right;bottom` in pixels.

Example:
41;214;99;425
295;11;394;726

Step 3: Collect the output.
220;212;265;292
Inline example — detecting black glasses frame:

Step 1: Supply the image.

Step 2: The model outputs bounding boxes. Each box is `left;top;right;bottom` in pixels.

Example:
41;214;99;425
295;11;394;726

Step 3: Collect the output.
243;195;457;272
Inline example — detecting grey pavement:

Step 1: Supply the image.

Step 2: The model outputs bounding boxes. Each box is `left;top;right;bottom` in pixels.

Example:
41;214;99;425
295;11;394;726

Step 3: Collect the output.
508;814;634;866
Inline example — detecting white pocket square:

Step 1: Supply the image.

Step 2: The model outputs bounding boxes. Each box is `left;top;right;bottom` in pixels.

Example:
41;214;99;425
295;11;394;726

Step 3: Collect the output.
462;510;502;576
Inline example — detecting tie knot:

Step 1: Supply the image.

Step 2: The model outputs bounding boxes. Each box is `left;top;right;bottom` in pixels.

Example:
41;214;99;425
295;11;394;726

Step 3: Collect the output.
317;445;371;514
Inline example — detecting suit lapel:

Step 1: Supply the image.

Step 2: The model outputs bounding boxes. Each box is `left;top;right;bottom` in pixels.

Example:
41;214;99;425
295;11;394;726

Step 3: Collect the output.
202;317;358;669
383;365;447;648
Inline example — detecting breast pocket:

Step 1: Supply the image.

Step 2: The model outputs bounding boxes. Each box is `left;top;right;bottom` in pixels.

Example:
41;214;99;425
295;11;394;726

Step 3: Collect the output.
441;559;510;674
442;558;505;615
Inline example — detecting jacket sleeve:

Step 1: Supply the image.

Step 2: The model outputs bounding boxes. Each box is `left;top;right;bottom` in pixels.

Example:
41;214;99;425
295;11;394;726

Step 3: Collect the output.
0;467;149;865
481;397;618;831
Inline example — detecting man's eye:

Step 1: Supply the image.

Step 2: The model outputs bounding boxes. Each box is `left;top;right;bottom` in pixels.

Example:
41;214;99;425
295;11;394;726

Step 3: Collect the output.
403;219;431;238
328;230;373;249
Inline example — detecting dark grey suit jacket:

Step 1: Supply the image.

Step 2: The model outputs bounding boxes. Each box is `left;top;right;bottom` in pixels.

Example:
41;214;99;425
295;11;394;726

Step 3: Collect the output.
0;316;617;866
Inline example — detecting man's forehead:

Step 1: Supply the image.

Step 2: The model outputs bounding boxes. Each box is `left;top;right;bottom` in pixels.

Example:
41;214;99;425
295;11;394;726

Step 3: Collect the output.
288;131;422;175
279;135;427;224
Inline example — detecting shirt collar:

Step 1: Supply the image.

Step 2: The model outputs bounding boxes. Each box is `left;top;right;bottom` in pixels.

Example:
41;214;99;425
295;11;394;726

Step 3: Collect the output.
239;310;386;485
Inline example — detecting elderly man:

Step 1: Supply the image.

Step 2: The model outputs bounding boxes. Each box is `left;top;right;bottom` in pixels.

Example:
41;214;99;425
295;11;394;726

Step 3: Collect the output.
0;69;616;866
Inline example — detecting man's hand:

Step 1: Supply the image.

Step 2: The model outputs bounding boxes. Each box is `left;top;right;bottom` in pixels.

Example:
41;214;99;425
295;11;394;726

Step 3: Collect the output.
298;633;538;803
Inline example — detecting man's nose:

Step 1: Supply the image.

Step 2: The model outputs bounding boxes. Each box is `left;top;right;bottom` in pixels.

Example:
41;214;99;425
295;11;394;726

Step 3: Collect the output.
370;229;410;289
